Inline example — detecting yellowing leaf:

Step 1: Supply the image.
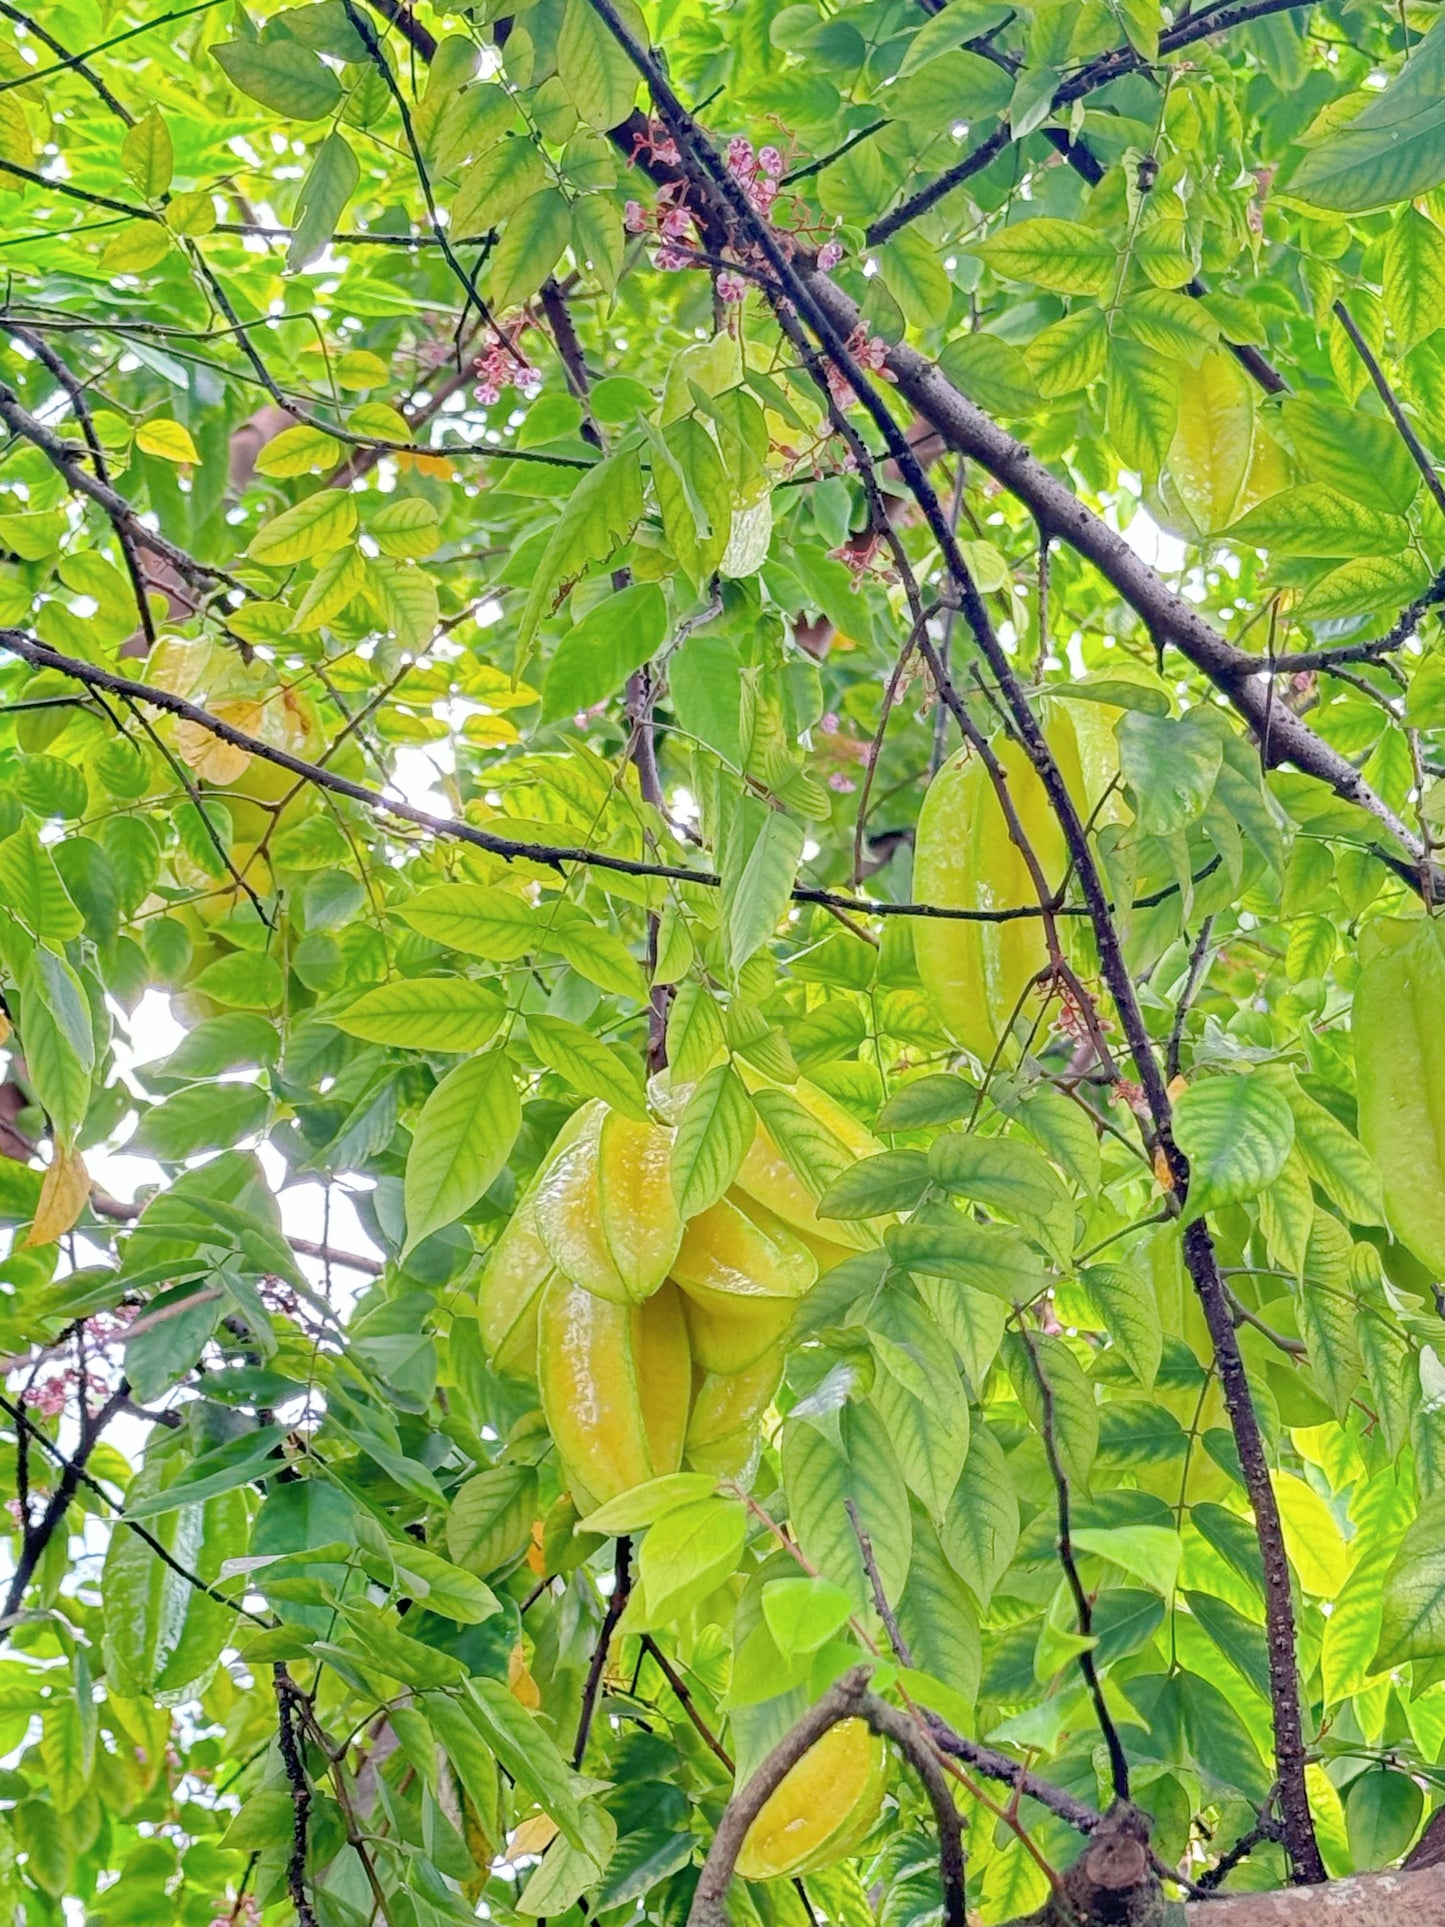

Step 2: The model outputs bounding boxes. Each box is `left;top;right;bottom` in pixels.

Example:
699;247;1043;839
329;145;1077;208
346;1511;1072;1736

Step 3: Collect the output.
136;418;200;464
1274;1471;1348;1597
1166;349;1256;538
247;490;359;565
24;1142;89;1245
175;701;262;783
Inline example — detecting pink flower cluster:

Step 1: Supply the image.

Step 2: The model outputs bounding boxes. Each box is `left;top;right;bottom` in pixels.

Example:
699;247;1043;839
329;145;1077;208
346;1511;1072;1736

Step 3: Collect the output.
473;336;538;406
825;326;895;410
624;119;844;301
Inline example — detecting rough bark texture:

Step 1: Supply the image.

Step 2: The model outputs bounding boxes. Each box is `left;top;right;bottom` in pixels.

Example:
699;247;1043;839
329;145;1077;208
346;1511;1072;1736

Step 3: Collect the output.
1182;1864;1445;1923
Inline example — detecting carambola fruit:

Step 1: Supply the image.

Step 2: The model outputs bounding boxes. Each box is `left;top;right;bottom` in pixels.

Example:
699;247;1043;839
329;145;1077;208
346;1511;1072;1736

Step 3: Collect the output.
735;1717;887;1879
671;1194;817;1372
537;1275;691;1506
685;1347;783;1479
534;1101;682;1303
912;708;1113;1060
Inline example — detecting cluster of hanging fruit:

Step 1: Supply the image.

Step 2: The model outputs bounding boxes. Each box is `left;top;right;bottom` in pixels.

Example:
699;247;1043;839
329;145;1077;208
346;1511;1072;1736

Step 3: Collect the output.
477;1077;883;1507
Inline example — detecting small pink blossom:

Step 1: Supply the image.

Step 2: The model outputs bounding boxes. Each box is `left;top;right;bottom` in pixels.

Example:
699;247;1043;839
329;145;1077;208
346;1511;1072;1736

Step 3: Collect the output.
758;146;784;179
820;712;840;734
623;200;649;233
660;205;694;239
817;240;844;271
655;245;691;271
828;772;856;793
716;271;748;303
726;136;755;175
30;1375;69;1418
6;1498;25;1529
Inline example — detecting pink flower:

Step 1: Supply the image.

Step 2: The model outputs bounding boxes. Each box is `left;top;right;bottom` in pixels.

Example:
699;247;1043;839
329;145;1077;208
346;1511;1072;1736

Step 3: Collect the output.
726;136;755;175
30;1375;69;1418
820;712;840;734
474;380;501;405
623;200;649;233
716;271;748;303
828;772;856;792
655;245;691;270
660;205;694;239
817;240;844;271
758;146;784;179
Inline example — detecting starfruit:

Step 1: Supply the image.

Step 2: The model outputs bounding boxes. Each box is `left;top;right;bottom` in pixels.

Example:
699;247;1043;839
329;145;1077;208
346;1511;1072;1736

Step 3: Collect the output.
478;1103;595;1377
1356;914;1445;1275
670;1194;817;1373
912;707;1112;1060
537;1276;691;1506
732;1069;886;1254
735;1717;887;1880
685;1347;783;1479
534;1101;682;1303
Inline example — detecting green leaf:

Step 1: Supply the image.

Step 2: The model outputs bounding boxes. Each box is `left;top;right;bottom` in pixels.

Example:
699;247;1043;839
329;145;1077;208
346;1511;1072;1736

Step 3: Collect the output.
1004;1333;1098;1494
1072;1523;1181;1594
1376;1489;1445;1668
555;0;639;129
926;1134;1073;1263
403;1049;521;1252
1079;1263;1161;1388
517;447;643;651
331;977;506;1050
541;581;668;723
635;1494;747;1626
287;130;359;271
542;916;645;1000
760;1576;854;1657
447;1464;539;1574
1346;1769;1423;1870
452;137;547;235
879;228;954;331
394;883;538;960
1116;710;1222;838
1228;484;1410;558
130;1082;269;1160
247;489;358;564
726;809;805;972
898;1503;982;1713
941;1423;1018;1606
121;107;174;200
1105;339;1179;480
1174;1075;1295;1221
0;826;83;942
782;1404;912;1614
1291;20;1445;210
975;218;1115;296
1385;206;1445;353
213;37;342;119
670;1062;755;1218
651;416;732;589
817;1149;930;1220
21;948;94;1142
526;1012;647;1119
579;1473;717;1536
885;1217;1044;1302
490;188;573;314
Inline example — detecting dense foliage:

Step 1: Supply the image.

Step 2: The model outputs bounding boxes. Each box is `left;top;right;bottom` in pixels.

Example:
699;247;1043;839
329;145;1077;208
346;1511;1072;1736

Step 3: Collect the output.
12;0;1445;1922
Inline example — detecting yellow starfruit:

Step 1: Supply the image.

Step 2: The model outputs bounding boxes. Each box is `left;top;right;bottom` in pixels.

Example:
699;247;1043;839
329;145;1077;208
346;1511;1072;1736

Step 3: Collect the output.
735;1718;887;1880
537;1276;691;1506
685;1347;783;1478
534;1101;681;1303
670;1195;817;1373
912;707;1112;1061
